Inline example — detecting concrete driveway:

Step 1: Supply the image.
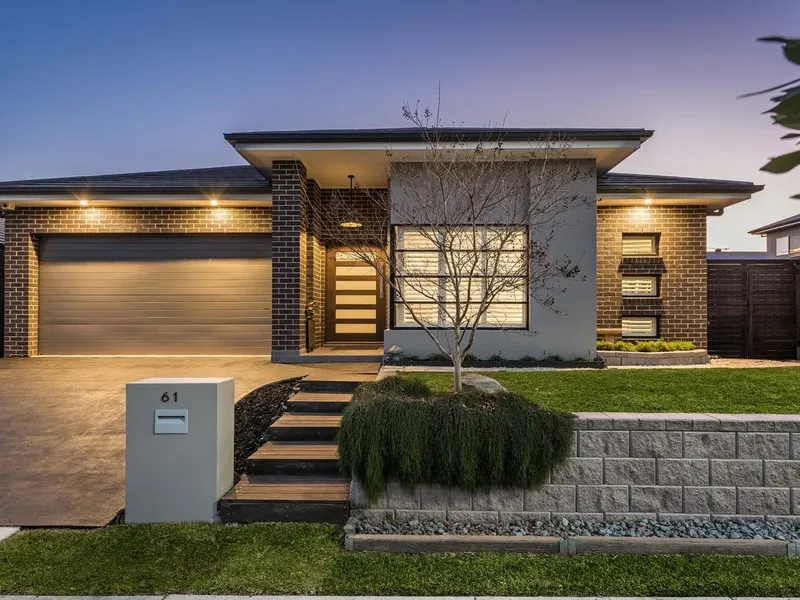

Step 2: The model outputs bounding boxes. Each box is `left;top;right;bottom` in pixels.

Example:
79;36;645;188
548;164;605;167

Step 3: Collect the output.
0;357;377;527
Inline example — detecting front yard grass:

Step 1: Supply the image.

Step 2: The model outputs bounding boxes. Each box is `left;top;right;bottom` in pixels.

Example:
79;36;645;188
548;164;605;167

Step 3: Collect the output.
1;523;799;596
404;367;799;413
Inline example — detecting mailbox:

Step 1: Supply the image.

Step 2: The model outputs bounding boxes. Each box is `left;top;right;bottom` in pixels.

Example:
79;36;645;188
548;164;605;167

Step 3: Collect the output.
125;377;234;523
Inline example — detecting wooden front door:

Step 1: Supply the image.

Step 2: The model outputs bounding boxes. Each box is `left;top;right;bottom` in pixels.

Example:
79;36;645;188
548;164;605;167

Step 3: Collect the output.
325;249;385;342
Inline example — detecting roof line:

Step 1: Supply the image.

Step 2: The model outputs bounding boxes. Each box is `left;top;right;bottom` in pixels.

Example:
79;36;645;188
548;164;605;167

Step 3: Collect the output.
224;127;654;145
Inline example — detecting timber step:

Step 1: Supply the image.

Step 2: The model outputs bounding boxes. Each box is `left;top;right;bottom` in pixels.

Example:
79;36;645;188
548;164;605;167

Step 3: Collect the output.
218;475;350;524
247;442;340;476
299;378;367;394
268;413;342;442
286;392;352;414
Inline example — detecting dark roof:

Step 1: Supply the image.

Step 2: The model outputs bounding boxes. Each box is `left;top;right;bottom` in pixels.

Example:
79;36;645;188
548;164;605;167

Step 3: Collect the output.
707;251;770;261
0;164;762;200
224;127;654;145
598;172;763;195
0;165;269;195
748;213;800;235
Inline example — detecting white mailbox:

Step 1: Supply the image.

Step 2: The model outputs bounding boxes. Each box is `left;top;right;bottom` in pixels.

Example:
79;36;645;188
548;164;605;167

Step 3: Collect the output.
125;377;234;524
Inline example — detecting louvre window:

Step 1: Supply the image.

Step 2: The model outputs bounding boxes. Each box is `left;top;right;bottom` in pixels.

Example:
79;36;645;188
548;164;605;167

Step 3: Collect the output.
621;317;658;338
622;234;658;256
393;226;527;328
621;276;658;297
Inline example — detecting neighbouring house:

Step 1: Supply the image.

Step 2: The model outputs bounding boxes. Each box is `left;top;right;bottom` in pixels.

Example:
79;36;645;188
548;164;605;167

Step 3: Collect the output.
749;212;800;258
0;128;762;361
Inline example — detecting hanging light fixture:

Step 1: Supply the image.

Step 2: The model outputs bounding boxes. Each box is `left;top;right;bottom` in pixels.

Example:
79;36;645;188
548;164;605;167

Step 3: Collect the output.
340;174;363;228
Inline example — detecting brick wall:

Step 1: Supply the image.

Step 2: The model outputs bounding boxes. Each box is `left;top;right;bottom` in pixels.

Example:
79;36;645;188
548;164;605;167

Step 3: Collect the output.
352;414;800;523
306;179;326;349
4;206;272;357
271;160;308;361
597;205;707;346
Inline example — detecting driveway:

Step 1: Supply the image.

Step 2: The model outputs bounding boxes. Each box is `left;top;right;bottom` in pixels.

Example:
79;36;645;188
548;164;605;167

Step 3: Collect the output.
0;357;377;527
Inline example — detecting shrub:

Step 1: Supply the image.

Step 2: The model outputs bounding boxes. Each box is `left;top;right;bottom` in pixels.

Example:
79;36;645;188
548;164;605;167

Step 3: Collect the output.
338;376;574;501
596;339;696;352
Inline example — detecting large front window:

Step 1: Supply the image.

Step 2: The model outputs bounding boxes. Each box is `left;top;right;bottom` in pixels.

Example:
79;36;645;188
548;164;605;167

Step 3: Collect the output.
392;226;528;328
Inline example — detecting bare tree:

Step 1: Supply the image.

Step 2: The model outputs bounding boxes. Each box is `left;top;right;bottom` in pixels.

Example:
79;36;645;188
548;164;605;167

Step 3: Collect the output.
316;103;591;391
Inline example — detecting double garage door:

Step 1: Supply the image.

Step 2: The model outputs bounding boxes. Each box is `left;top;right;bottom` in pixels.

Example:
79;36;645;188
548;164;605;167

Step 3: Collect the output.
38;235;272;355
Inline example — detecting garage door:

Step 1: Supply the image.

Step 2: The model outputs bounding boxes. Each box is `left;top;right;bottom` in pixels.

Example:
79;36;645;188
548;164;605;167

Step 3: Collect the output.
39;235;271;355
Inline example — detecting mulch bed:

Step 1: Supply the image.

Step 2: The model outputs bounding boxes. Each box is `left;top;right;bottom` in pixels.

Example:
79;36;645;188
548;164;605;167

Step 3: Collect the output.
234;379;299;473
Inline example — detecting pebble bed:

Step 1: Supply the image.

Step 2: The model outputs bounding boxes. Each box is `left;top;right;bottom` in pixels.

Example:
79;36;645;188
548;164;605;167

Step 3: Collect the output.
352;516;800;541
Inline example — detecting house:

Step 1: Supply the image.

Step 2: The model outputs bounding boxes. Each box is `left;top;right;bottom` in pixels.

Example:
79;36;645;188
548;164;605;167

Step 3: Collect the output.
749;213;800;258
0;128;762;361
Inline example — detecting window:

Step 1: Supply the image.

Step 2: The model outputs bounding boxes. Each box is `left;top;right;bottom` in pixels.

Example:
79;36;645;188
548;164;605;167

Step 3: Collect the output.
790;235;800;254
776;236;789;256
622;234;658;256
621;276;658;297
622;317;658;338
393;226;527;328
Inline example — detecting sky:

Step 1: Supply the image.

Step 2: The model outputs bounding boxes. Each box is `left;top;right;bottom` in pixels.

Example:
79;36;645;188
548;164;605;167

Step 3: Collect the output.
1;0;799;250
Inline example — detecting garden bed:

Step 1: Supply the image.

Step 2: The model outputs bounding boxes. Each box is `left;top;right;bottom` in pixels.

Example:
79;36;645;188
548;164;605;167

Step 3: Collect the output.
387;356;604;369
233;378;299;473
338;376;574;500
598;348;709;366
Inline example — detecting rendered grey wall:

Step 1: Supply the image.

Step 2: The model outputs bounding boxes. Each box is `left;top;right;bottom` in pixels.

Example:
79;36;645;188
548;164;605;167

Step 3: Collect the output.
125;377;234;523
385;160;597;360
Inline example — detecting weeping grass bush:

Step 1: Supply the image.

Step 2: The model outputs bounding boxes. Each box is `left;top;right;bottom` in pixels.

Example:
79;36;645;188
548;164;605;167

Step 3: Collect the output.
337;376;574;501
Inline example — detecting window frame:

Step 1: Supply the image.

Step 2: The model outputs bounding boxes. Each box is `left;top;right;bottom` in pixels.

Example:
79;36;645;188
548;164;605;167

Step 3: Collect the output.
621;275;659;298
622;233;659;257
389;225;529;330
621;316;659;339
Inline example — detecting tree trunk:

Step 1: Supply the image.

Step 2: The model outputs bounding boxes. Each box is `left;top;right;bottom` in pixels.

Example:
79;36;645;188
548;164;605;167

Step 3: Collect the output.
453;346;463;392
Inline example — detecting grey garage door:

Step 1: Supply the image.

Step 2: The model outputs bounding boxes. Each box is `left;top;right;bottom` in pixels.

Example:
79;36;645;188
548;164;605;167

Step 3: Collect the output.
39;234;271;355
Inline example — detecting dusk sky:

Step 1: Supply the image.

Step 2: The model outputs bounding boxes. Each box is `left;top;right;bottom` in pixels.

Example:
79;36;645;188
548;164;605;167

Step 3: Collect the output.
1;0;799;250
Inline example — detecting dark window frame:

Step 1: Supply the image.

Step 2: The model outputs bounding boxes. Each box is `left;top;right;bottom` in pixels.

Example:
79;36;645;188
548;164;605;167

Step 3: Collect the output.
389;225;530;330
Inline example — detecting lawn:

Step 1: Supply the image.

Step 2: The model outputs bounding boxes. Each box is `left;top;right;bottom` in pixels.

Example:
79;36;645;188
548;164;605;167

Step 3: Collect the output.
404;367;800;413
1;523;800;596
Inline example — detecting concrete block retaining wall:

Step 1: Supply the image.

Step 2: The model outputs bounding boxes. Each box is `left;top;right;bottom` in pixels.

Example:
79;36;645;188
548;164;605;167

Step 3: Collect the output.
350;413;800;523
597;349;709;366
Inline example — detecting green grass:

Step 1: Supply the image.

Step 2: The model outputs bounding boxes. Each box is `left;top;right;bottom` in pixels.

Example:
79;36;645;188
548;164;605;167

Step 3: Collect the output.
1;523;799;596
405;367;800;413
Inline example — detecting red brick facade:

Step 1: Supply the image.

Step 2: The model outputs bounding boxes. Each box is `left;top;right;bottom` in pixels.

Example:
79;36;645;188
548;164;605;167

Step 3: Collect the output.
4;206;272;357
597;205;708;347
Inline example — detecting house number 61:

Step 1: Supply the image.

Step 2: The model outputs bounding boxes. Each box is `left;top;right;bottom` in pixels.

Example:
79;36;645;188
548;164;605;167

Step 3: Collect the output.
161;392;178;403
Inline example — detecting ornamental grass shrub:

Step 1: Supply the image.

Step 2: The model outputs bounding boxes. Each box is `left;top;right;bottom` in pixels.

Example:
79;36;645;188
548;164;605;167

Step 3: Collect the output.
596;340;696;352
337;376;574;501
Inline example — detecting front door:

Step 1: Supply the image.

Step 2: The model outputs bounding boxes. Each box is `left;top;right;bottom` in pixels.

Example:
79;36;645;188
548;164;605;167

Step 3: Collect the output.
325;249;385;342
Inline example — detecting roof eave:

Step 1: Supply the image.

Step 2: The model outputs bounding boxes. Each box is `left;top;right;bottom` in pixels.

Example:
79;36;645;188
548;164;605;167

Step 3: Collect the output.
224;128;655;146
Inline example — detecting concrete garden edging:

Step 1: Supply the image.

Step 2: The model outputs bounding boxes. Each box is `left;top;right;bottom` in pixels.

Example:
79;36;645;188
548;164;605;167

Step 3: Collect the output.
344;527;800;556
350;412;800;524
597;349;709;366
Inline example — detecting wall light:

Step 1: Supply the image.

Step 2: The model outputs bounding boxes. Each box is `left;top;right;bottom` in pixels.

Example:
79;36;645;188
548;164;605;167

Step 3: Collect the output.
644;197;652;205
79;199;89;206
209;198;219;206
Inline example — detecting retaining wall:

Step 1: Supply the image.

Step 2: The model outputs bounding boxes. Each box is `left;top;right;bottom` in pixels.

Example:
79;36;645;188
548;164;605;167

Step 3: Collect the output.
597;349;709;366
350;413;800;523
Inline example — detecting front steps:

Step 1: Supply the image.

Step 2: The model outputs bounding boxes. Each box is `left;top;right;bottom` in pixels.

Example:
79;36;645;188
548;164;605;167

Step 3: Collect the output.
219;375;372;524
